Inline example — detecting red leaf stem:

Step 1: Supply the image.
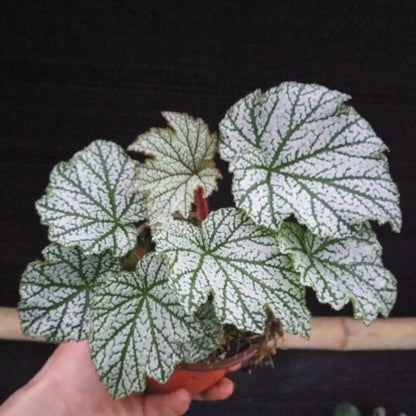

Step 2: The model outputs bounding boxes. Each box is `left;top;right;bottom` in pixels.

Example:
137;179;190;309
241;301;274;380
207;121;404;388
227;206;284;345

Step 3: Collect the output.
194;187;209;223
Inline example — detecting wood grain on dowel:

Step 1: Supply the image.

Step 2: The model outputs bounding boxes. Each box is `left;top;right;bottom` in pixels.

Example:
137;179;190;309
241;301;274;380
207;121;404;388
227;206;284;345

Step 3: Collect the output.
1;307;416;350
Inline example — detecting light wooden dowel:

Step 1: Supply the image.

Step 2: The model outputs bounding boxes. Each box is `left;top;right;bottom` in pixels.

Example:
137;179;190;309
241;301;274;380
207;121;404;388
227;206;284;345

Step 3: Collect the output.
1;307;416;350
0;307;46;342
275;317;416;350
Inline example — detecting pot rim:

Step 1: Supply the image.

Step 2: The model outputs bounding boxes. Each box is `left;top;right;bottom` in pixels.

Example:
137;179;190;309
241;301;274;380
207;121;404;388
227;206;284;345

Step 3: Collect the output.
177;345;258;371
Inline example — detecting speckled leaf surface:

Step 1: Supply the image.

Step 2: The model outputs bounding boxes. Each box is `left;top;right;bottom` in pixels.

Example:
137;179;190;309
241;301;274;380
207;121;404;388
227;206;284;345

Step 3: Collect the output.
36;140;145;256
180;302;222;363
89;253;218;399
155;208;310;335
19;244;120;341
219;82;401;237
278;222;396;324
128;112;221;223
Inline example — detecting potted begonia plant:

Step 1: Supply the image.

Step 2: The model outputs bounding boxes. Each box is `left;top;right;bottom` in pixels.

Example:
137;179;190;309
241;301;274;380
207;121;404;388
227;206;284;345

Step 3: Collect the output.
18;82;401;399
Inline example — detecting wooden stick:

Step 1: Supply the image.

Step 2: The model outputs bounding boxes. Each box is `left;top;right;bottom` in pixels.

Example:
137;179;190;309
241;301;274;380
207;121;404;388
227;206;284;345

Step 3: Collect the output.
274;317;416;350
0;307;46;342
1;307;416;350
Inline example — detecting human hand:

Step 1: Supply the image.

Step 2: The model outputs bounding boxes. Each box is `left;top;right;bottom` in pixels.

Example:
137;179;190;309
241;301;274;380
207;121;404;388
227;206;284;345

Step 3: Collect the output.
0;340;234;416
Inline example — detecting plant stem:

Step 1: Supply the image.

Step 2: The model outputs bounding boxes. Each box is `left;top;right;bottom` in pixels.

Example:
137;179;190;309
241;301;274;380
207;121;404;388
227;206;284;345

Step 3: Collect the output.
194;187;209;223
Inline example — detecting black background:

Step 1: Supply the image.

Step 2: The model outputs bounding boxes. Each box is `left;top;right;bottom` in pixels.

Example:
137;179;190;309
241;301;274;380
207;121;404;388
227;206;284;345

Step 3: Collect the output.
1;1;415;415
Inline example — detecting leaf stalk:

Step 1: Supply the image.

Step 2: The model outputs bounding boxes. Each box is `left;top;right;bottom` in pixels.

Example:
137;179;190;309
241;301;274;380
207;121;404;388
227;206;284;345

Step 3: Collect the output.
195;188;209;223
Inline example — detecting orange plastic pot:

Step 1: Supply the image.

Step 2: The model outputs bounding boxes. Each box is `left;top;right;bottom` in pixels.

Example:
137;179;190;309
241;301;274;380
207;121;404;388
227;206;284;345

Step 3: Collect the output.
146;346;258;394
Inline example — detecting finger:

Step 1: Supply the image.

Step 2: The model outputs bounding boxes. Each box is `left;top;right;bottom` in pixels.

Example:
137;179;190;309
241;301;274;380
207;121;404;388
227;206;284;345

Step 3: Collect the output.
227;363;242;372
192;377;234;401
143;388;192;416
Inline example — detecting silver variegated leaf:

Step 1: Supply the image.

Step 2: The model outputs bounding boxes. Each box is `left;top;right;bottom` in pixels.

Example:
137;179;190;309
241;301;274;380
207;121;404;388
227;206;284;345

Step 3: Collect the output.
128;112;221;223
19;244;120;341
180;302;222;363
89;253;218;400
155;208;310;335
219;82;401;237
36;140;145;256
278;221;397;324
